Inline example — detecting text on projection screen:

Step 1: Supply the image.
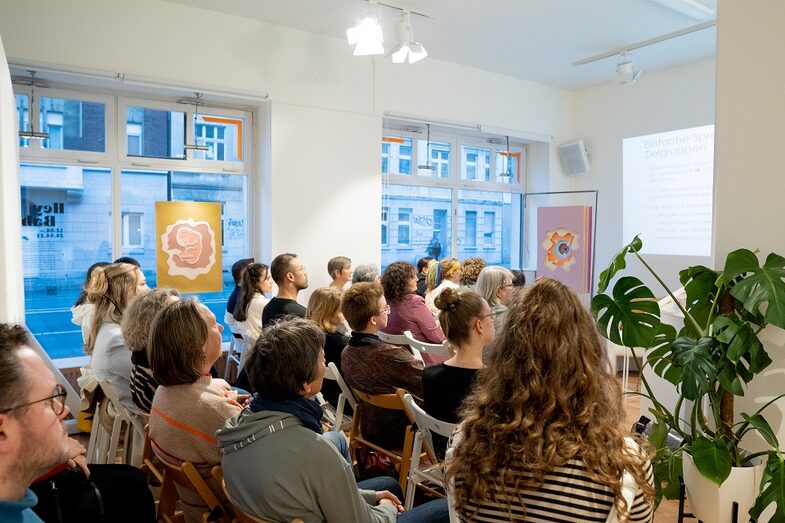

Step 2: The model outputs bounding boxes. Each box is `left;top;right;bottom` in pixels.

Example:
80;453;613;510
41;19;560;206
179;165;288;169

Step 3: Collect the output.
623;125;714;256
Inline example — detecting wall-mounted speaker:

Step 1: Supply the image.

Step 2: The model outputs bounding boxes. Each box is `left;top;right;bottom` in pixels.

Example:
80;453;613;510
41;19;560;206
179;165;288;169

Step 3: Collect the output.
558;139;590;175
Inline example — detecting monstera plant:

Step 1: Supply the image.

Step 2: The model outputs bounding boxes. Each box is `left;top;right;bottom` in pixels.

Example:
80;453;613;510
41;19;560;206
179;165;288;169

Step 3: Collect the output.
591;236;785;521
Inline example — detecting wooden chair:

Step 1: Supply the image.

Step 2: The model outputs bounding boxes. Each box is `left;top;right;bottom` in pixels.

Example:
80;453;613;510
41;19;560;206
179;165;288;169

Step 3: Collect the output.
86;380;145;466
397;389;458;509
320;363;353;432
348;388;416;491
212;467;304;523
140;424;164;486
404;330;451;359
157;459;233;523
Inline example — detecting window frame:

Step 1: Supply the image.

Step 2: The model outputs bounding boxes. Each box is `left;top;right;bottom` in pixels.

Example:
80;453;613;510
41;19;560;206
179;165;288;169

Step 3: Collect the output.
381;125;527;266
121;211;144;249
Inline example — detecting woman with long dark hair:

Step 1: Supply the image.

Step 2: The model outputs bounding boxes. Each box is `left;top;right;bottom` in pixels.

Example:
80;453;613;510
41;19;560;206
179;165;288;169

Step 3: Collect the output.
233;262;272;344
447;278;654;522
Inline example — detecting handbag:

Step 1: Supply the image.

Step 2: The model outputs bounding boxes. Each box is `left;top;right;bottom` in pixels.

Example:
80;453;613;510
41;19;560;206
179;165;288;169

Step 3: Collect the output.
31;467;105;523
354;445;398;480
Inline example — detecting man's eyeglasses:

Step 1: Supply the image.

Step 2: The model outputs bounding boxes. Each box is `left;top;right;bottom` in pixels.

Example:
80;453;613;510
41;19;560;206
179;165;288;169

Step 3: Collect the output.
0;384;67;416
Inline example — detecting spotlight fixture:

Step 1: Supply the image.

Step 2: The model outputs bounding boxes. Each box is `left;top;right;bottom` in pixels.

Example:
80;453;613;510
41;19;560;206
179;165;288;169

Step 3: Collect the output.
610;52;643;85
346;12;384;56
391;11;428;64
17;71;50;141
417;124;436;171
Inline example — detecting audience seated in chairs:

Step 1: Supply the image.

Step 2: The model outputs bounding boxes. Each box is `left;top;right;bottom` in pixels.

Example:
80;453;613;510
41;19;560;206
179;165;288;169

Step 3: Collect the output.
424;258;462;314
352;263;380;284
328;256;353;291
424;288;491;458
415;257;434;298
475;265;515;338
233;262;272;345
224;257;255;333
148;298;248;523
382;262;445;345
458;257;485;288
70;261;110;351
121;287;181;414
340;282;424;449
0;323;155;522
306;287;350;410
86;262;150;415
218;317;448;523
446;278;655;522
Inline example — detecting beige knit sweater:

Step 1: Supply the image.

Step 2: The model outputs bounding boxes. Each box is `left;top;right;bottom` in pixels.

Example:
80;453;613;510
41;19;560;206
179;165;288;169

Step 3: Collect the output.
149;376;242;523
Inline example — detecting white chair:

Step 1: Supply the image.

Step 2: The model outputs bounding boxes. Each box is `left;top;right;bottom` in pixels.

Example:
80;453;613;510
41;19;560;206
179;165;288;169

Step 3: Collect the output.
86;381;145;466
379;331;424;364
404;330;451;359
326;362;356;430
319;363;353;432
398;390;457;509
224;332;247;381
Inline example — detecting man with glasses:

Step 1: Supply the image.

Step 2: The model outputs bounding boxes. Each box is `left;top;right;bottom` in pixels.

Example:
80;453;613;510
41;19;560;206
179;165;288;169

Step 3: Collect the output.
262;253;309;328
0;323;71;521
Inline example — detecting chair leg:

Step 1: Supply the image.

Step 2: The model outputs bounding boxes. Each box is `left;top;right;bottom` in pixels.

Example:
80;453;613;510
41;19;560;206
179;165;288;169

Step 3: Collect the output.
398;426;415;492
404;432;424;510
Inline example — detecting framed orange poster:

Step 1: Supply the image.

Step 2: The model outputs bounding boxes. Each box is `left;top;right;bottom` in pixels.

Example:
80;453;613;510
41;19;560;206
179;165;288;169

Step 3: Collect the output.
156;201;222;293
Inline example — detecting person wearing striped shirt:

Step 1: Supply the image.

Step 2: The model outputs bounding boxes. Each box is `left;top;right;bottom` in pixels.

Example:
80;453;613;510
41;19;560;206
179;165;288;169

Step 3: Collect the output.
446;278;654;523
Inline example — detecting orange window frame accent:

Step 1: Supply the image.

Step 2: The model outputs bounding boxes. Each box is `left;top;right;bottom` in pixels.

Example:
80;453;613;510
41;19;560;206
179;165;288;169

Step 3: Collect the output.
201;116;243;161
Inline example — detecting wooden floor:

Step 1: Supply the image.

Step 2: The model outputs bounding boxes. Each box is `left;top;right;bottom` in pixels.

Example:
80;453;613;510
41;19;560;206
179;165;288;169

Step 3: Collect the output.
622;375;682;522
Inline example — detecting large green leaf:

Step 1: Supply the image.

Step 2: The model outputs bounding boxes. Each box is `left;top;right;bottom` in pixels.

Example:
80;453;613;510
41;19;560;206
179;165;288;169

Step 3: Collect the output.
653;447;683;504
671;336;717;400
713;315;772;375
646;323;680;385
597;235;643;293
724;249;785;330
592;275;660;348
679;265;719;337
691;435;732;485
741;413;780;449
749;451;785;522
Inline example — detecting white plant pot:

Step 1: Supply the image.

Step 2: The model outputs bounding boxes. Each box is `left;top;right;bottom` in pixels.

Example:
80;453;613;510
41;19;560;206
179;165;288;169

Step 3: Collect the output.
683;452;765;523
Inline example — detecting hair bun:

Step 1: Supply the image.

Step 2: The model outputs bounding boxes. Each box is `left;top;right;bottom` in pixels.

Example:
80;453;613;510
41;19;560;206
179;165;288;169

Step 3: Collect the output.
86;265;109;300
434;287;460;311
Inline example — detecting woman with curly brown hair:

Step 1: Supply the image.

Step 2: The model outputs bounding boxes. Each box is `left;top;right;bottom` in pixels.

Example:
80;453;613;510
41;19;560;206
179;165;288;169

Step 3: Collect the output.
382;261;445;344
447;277;654;523
459;257;486;288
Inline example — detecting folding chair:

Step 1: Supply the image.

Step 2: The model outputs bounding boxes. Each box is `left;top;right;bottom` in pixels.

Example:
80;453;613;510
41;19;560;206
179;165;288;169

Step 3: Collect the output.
212;467;304;523
320;363;353;432
348;388;416;490
404;330;451;360
397;389;458;509
86;380;145;466
379;331;424;364
224;332;247;382
157;459;233;523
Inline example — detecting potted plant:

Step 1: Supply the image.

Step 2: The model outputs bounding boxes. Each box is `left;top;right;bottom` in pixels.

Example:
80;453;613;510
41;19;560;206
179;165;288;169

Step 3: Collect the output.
591;235;785;522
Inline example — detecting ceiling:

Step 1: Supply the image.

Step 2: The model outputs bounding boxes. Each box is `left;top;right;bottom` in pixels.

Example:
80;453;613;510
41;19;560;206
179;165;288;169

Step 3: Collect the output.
164;0;717;90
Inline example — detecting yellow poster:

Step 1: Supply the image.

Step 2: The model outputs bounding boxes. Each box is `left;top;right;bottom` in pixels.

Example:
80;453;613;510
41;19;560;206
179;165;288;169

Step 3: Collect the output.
155;201;222;293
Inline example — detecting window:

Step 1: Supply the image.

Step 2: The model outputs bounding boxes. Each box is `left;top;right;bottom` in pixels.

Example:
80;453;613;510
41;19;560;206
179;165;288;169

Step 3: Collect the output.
462;146;490;181
464;211;477;247
39;96;105;152
382;125;525;270
398;208;412;246
381;206;389;245
484;211;495;246
122;212;143;248
16;86;253;359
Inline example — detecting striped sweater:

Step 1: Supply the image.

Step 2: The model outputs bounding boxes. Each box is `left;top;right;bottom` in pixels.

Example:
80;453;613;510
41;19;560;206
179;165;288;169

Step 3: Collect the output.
449;438;653;523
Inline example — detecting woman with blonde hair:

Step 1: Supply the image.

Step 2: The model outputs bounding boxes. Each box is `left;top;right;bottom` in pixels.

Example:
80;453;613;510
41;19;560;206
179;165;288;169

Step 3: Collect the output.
425;257;462;313
306;287;349;409
447;278;654;522
87;262;149;413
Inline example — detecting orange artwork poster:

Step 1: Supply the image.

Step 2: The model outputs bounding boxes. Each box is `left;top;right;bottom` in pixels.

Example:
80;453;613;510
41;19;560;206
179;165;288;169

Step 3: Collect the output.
155;201;222;293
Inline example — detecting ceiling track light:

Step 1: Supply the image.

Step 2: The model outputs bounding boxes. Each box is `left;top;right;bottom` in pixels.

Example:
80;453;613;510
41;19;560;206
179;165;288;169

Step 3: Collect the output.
417;124;436;171
347;0;432;62
611;52;643;85
499;136;514;177
18;70;50;141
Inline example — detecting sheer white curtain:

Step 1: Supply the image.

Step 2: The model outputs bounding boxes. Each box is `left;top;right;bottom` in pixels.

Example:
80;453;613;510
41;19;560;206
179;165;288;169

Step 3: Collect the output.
0;34;24;323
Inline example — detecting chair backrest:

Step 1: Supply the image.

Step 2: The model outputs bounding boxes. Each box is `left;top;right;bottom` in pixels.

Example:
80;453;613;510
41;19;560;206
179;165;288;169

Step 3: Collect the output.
404;330;450;358
378;331;410;346
87;380;140;465
397;390;458;464
352;388;406;411
159;459;230;523
212;467;303;523
326;362;357;411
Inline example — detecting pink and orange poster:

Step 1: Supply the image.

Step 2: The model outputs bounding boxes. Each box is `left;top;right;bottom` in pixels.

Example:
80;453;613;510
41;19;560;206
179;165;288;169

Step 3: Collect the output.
536;205;593;294
156;201;223;293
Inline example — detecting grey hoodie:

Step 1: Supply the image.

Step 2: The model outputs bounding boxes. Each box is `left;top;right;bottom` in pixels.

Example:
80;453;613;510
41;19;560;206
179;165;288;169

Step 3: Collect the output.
217;409;397;523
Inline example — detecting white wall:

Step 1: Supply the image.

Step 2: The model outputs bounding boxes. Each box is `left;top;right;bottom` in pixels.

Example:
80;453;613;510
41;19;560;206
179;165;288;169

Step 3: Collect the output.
0;0;575;306
573;58;716;292
713;0;785;449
